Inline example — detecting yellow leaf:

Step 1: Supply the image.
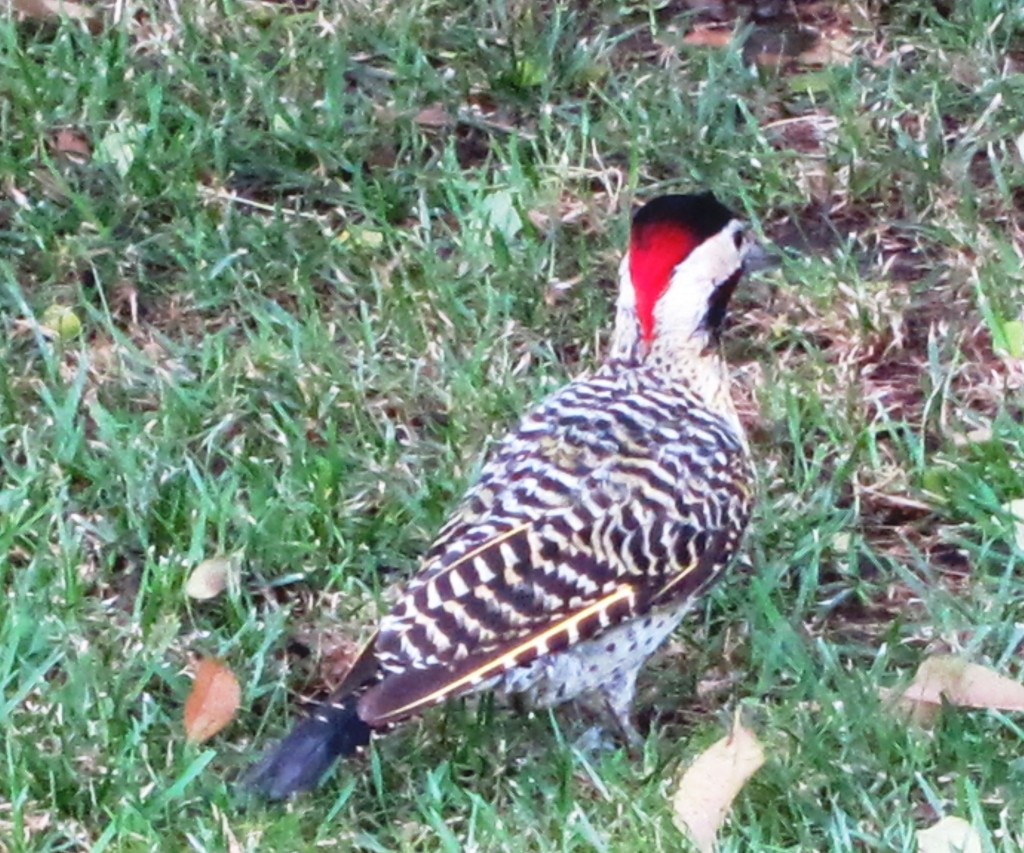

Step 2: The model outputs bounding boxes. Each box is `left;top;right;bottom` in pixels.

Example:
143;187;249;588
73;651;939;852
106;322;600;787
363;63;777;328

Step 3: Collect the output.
671;716;765;853
184;658;241;743
40;305;82;341
900;656;1024;711
185;555;239;600
916;816;983;853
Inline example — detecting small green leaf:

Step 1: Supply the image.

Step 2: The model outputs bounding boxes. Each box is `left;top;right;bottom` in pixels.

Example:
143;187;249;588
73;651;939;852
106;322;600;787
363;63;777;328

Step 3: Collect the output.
96;121;147;177
1001;319;1024;358
515;58;547;88
40;305;82;340
482;190;523;243
921;468;947;498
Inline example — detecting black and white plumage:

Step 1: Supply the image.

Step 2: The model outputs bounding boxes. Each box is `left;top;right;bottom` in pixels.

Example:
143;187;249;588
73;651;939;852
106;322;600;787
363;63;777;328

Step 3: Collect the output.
244;191;758;799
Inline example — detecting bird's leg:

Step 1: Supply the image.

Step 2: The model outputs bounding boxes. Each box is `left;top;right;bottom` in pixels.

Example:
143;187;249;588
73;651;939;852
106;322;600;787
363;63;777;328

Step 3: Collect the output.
599;665;644;749
508;691;530;717
604;697;644;749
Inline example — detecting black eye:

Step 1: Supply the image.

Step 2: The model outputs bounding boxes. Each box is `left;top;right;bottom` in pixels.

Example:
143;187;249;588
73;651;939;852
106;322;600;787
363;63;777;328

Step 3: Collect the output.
733;230;745;250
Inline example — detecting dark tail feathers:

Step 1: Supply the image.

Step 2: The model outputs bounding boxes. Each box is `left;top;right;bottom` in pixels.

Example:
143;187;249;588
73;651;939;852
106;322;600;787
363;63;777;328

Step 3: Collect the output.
241;694;372;799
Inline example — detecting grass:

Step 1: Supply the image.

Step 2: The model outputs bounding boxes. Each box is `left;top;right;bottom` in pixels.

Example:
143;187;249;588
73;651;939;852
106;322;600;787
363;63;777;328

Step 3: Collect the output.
3;0;1024;849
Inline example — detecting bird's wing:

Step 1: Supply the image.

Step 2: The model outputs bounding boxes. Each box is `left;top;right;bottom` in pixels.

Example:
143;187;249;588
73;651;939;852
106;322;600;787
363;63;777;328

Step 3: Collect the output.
357;373;751;725
359;519;736;725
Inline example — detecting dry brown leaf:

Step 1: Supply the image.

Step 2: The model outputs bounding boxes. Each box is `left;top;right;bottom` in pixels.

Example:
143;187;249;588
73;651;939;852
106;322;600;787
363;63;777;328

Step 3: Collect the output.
11;0;96;21
900;656;1024;711
414;105;453;129
880;684;939;727
686;24;853;68
683;25;733;49
671;717;765;853
184;658;241;743
184;555;239;600
916;816;983;853
52;128;91;163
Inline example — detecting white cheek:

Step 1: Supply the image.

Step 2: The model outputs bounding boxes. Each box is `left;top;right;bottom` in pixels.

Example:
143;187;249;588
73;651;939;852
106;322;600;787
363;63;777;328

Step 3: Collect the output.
650;226;741;337
654;280;715;335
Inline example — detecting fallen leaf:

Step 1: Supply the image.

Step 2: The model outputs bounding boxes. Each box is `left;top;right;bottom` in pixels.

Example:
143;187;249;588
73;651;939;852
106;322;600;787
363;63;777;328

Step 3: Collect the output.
40;305;82;341
672;716;765;853
52;128;91;164
414;105;453;129
95;121;147;177
916;816;983;853
11;0;96;21
185;555;239;600
481;189;522;244
683;25;733;49
894;656;1024;717
184;658;241;743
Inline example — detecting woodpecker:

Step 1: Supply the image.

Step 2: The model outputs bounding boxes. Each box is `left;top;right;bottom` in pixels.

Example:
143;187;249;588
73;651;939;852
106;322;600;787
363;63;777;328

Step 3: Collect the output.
244;191;759;799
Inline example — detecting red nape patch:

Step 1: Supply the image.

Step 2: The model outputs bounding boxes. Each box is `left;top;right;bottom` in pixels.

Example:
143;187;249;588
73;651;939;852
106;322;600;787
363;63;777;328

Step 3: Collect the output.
629;224;699;342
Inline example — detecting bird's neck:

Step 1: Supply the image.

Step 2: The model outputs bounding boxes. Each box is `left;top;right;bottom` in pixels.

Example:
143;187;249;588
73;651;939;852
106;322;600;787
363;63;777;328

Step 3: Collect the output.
609;309;717;377
648;330;727;393
607;318;747;448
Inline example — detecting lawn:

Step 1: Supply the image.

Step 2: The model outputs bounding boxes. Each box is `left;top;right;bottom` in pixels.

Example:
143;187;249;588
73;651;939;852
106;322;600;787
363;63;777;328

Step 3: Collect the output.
3;0;1024;850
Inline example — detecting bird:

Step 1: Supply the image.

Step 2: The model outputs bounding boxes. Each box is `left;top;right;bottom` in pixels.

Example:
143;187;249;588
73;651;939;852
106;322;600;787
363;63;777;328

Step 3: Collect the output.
243;191;760;799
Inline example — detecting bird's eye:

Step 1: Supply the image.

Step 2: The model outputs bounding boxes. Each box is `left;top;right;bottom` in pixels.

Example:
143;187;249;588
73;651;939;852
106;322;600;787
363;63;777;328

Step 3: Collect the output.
732;230;745;250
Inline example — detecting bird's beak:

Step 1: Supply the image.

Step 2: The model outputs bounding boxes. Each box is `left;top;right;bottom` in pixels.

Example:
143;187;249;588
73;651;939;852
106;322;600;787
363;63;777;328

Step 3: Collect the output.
742;241;782;274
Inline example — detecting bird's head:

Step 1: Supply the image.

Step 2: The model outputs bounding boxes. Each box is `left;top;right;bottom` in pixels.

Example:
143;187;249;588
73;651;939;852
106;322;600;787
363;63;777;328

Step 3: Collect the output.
613;192;760;360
